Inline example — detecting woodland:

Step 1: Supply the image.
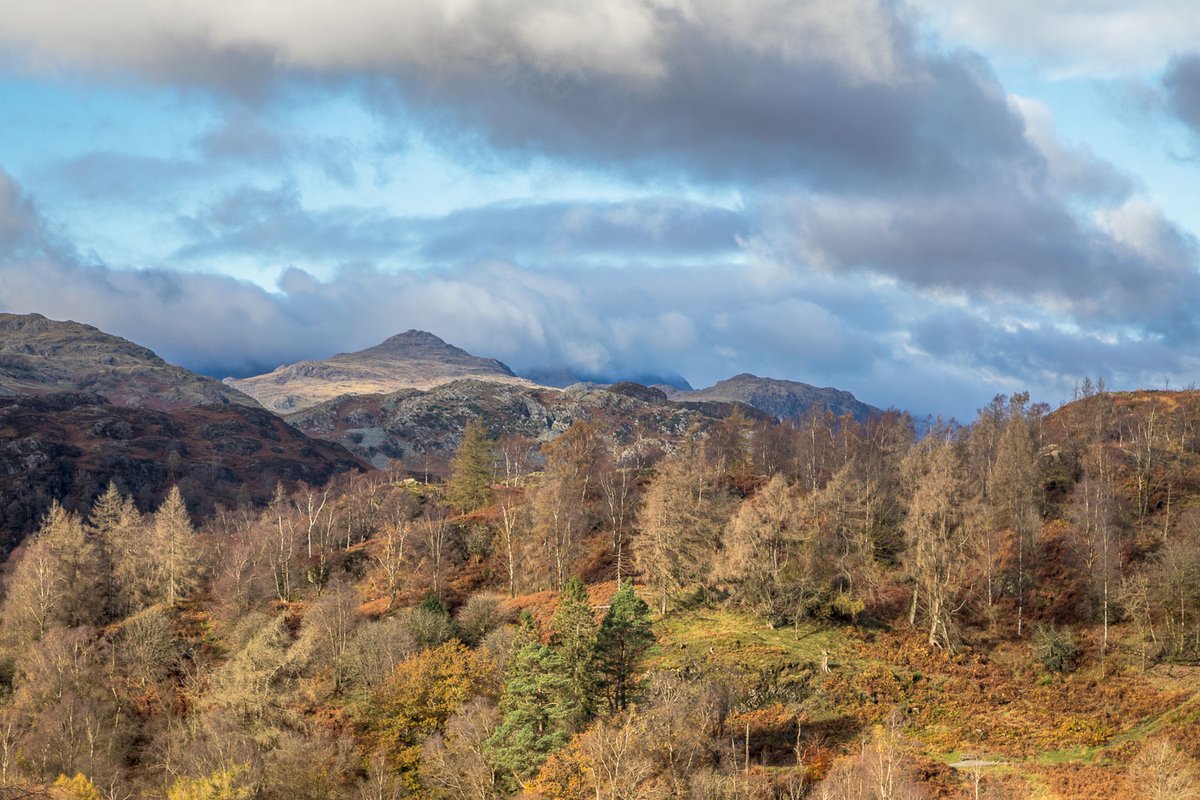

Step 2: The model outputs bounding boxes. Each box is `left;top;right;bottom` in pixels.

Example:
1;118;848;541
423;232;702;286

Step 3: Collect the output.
2;381;1200;799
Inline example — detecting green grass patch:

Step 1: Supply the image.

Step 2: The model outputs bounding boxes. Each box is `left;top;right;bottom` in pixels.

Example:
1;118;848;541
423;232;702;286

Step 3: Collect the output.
650;609;849;673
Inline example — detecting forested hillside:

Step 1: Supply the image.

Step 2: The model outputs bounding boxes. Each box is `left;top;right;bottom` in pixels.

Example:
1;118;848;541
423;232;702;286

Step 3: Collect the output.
2;385;1200;799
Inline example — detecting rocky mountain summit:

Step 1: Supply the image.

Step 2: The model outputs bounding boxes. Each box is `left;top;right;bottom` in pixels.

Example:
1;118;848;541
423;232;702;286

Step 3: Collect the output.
0;313;258;411
227;330;535;413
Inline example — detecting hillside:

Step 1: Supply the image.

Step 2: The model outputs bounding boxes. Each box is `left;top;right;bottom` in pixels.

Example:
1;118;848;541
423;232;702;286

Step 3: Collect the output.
0;313;259;411
285;378;769;469
8;329;1200;799
227;330;537;413
0;392;364;548
673;372;878;422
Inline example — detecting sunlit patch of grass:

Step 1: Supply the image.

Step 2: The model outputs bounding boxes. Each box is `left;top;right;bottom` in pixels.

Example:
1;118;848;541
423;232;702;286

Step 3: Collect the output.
650;609;849;674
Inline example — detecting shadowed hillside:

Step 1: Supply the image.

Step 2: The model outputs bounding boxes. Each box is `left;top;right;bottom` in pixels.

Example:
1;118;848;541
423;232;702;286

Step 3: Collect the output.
0;313;259;411
0;392;364;548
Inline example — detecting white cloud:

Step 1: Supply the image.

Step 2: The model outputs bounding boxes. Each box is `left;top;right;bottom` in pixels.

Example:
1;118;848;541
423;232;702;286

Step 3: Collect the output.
912;0;1200;76
0;0;906;87
1009;95;1132;199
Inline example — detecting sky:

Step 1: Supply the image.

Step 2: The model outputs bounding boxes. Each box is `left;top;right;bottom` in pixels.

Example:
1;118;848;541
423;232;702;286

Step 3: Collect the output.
2;1;1200;419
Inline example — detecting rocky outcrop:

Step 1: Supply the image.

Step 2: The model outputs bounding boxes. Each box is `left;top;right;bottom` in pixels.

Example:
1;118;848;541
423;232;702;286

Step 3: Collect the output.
286;379;764;469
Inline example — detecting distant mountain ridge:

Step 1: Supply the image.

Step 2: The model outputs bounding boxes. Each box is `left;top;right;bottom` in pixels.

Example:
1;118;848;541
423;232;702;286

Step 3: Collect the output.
227;330;536;413
521;366;693;391
0;313;258;411
672;373;878;422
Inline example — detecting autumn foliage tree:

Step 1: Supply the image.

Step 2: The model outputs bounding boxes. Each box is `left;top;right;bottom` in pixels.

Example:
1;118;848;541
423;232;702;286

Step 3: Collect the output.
447;418;496;514
636;454;734;613
902;438;974;650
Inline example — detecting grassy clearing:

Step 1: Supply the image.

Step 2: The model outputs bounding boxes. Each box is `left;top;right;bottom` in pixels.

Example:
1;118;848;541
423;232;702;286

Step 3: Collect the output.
650;608;849;674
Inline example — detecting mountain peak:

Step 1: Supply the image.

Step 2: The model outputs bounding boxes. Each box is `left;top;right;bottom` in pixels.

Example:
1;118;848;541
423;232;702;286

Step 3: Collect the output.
229;329;526;413
381;329;448;346
365;329;470;359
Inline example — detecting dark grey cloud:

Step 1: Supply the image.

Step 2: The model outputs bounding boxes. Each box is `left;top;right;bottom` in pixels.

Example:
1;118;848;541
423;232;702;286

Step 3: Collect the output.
769;183;1200;342
176;184;747;266
0;171;41;251
912;308;1185;385
416;199;747;262
382;26;1033;193
3;0;1033;192
1165;53;1200;139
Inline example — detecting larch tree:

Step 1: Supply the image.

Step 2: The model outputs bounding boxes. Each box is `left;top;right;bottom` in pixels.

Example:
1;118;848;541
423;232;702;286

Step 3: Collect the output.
902;440;973;651
43;502;104;630
151;487;199;606
720;474;802;623
87;482;139;620
1;502;104;643
635;454;733;614
802;462;879;620
704;404;753;481
447;418;496;514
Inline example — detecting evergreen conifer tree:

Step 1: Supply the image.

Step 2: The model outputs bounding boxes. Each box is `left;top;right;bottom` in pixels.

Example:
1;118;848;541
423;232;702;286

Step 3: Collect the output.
486;616;577;784
550;576;598;722
595;580;654;712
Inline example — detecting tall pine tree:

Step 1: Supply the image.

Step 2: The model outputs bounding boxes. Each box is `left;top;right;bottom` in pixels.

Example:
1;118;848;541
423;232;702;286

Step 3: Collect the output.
550;576;598;722
595;581;654;712
487;613;578;786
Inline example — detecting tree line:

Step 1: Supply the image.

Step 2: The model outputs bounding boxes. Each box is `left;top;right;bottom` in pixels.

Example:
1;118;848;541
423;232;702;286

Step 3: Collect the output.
0;385;1198;797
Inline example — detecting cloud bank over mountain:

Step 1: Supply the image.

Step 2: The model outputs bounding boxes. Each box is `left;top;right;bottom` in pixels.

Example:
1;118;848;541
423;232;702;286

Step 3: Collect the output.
1;1;1199;416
